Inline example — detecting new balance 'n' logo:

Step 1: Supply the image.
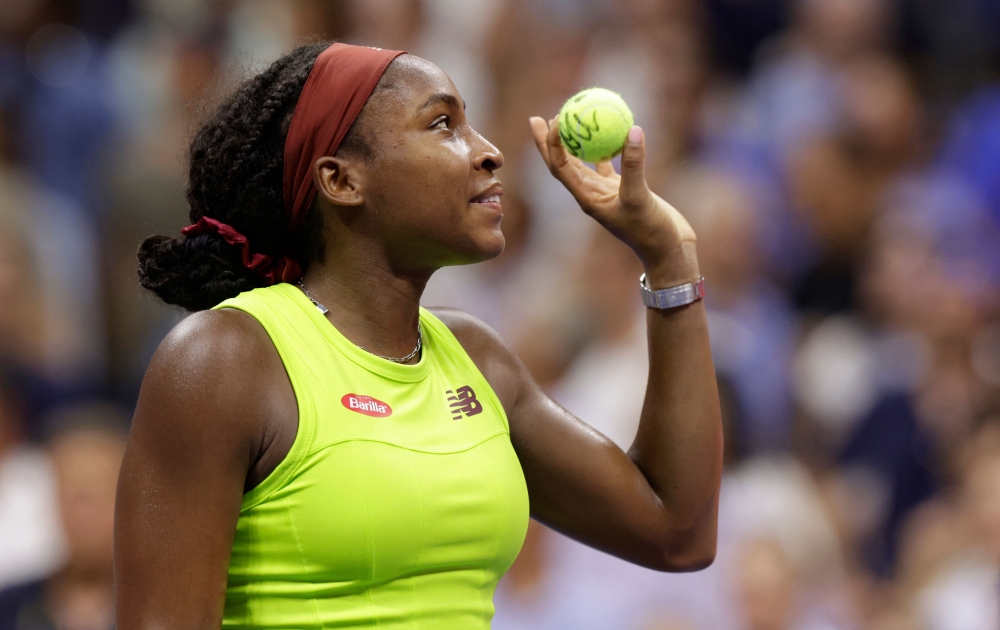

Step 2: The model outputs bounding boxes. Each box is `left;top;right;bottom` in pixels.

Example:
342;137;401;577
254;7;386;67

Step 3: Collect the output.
446;386;483;420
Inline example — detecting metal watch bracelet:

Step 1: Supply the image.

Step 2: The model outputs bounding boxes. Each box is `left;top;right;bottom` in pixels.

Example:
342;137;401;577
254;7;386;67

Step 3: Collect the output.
639;274;707;309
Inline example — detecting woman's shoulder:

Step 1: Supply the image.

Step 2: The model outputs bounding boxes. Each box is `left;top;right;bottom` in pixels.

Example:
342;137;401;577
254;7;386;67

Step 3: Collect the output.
426;307;508;357
134;308;294;456
154;308;278;377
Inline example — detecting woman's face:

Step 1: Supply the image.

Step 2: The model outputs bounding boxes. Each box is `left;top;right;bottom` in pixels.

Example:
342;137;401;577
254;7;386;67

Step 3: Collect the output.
344;56;505;271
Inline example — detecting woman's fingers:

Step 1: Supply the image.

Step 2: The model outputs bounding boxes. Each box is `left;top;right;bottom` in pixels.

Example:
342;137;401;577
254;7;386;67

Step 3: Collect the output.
618;126;652;212
529;116;621;208
595;161;617;178
527;118;685;247
530;117;582;180
539;117;587;191
529;116;552;169
545;116;571;171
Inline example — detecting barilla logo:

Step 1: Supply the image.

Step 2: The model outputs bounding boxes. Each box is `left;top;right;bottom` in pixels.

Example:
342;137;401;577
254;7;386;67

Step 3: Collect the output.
341;393;392;417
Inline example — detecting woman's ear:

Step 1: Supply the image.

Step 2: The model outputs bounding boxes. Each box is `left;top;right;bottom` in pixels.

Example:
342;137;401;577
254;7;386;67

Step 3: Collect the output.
313;156;365;207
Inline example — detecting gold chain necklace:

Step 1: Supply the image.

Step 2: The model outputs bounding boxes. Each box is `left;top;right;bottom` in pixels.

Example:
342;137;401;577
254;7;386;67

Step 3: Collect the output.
296;281;422;364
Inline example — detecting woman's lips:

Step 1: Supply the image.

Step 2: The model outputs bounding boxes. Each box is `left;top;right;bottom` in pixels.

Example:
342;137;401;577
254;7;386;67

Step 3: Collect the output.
472;194;503;215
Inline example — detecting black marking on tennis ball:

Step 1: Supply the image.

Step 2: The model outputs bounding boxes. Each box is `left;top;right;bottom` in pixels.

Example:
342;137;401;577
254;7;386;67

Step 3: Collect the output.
572;111;600;141
560;109;603;158
559;128;582;157
559;111;583;157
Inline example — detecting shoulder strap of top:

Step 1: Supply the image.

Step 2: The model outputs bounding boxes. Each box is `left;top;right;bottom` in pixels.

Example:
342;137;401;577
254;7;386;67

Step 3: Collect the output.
418;308;512;433
213;284;318;510
214;284;318;385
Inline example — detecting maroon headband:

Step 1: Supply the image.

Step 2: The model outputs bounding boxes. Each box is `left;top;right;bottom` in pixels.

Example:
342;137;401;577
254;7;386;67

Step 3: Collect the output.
180;43;404;287
283;43;406;233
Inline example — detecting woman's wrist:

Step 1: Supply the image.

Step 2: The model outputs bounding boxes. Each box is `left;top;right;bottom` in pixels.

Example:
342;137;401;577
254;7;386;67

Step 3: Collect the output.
640;241;701;289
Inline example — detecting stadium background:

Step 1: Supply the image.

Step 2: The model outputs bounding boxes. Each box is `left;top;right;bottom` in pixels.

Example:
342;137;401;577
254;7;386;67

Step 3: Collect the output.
1;0;1000;628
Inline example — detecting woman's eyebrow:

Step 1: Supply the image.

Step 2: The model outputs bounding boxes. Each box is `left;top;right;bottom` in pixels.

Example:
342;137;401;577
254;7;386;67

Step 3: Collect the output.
418;93;466;111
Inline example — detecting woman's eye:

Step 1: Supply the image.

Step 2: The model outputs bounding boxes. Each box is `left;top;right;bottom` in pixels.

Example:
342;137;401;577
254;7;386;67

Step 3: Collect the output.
432;116;450;130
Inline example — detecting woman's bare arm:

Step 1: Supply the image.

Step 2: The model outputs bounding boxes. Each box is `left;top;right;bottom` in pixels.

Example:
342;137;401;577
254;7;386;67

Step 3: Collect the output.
437;302;721;572
434;118;723;572
114;309;296;629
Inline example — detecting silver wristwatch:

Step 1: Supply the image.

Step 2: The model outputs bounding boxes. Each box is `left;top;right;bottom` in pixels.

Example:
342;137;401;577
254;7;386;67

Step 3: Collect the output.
639;274;706;309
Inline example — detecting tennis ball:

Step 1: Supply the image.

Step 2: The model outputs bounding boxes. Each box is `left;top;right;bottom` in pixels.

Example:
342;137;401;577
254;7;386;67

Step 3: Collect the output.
558;87;634;163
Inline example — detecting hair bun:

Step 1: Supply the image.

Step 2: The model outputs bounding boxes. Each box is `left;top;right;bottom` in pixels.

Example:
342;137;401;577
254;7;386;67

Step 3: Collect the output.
138;42;333;311
137;232;260;311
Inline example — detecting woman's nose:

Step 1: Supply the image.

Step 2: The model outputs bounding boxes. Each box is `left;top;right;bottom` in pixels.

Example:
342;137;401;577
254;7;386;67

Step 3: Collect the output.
473;131;503;172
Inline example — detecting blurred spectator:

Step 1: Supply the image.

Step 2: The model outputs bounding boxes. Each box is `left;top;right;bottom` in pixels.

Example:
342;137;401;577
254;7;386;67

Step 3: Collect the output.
735;537;799;630
788;55;925;314
898;0;1000;102
490;0;592;270
732;0;895;165
410;0;497;130
670;165;797;453
807;173;1000;575
0;137;103;426
938;86;1000;230
0;55;106;395
0;0;117;215
0;176;46;375
547;226;647;447
345;0;422;52
908;422;1000;630
0;2;115;399
0;370;65;591
0;403;127;630
704;0;786;78
724;457;854;630
577;0;701;163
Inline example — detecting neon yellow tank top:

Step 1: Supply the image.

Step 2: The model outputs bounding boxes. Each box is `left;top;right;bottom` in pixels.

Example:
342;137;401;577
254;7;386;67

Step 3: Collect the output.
214;284;529;629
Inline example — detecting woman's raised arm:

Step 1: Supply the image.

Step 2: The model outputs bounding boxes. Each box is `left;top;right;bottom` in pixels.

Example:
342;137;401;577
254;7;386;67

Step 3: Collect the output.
439;118;723;572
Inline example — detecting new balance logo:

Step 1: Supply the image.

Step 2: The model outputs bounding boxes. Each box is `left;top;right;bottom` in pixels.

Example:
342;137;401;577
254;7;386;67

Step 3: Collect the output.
341;393;392;417
446;386;483;420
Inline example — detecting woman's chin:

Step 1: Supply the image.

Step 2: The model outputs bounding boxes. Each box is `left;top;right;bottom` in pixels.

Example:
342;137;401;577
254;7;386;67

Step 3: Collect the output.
477;232;506;262
454;232;505;266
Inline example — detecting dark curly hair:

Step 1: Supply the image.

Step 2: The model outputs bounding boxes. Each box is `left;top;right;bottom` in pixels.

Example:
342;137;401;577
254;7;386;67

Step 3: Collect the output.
137;42;389;311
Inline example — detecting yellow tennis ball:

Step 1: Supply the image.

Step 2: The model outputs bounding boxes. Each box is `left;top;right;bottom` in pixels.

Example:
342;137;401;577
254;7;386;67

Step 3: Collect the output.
558;87;635;163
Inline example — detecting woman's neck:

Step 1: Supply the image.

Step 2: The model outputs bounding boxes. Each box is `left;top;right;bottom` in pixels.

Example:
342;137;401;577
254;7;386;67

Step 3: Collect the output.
301;252;429;364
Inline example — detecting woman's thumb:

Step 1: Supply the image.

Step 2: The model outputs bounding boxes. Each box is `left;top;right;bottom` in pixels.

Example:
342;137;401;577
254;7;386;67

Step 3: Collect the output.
618;126;650;210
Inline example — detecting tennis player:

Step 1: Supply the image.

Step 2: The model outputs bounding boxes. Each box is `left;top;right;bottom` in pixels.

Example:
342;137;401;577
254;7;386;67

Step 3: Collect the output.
114;42;723;629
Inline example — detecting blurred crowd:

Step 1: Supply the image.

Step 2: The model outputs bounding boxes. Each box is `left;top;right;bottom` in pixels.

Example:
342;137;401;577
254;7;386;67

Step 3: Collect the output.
1;0;999;628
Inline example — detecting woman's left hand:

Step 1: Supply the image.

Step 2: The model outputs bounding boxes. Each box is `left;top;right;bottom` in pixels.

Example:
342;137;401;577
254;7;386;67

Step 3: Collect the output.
529;116;698;282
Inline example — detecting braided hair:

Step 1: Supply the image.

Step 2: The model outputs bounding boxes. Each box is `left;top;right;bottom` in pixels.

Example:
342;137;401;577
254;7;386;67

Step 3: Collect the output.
137;42;385;311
